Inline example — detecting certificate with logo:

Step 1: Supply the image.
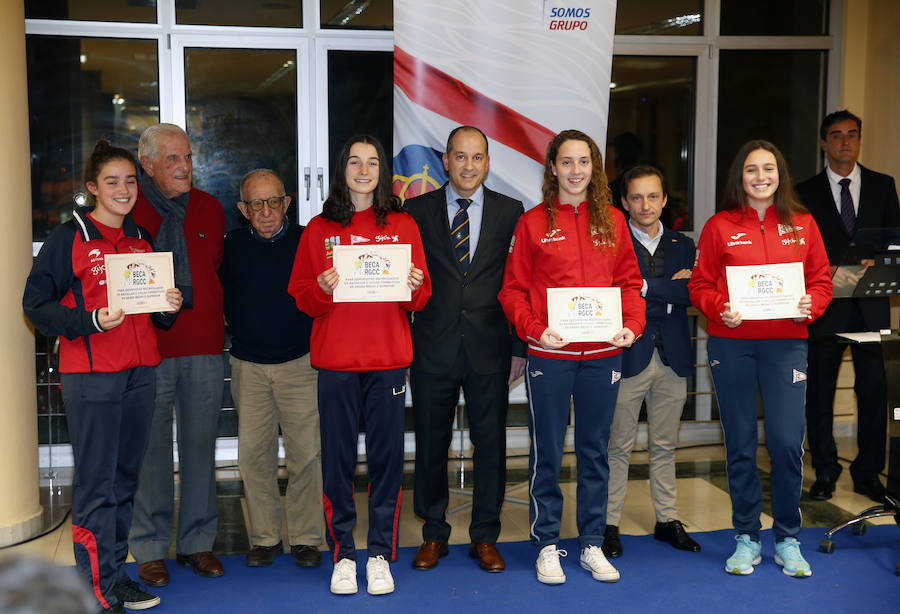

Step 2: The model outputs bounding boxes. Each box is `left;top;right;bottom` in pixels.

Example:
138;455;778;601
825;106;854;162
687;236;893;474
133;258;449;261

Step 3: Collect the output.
332;244;412;303
546;287;622;342
725;262;806;320
105;252;175;315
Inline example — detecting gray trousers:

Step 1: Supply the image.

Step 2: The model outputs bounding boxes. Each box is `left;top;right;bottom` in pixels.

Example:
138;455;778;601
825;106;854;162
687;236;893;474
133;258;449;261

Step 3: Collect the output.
129;354;224;562
231;354;324;547
607;349;686;526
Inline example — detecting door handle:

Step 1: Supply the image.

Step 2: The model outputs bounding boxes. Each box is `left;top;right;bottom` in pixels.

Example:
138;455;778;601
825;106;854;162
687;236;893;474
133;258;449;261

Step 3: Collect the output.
304;167;311;200
317;167;325;200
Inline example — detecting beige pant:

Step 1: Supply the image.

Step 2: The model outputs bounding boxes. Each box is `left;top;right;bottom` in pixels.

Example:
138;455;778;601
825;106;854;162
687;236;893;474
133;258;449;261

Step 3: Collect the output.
231;354;324;547
607;348;687;526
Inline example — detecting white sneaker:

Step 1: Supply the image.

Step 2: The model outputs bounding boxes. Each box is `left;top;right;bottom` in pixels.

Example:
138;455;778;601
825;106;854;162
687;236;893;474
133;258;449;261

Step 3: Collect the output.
366;555;395;595
535;544;567;585
330;558;357;595
580;545;620;582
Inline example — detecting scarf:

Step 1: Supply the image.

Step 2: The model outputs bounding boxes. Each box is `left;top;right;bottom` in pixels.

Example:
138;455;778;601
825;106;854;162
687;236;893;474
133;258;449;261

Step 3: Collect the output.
140;173;194;307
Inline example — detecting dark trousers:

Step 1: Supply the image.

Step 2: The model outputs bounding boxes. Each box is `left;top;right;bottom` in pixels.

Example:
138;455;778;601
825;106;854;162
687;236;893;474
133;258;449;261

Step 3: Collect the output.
806;336;887;482
525;353;621;550
318;368;406;563
62;367;155;611
411;347;508;544
707;337;806;541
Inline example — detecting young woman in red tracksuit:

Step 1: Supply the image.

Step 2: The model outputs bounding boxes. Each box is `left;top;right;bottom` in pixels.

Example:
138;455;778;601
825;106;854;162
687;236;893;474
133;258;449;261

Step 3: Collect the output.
499;129;645;586
23;140;182;613
689;140;832;578
288;135;430;596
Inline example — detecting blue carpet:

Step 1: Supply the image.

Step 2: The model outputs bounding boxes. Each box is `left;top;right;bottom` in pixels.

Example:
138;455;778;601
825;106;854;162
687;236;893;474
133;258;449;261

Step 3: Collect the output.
127;526;900;613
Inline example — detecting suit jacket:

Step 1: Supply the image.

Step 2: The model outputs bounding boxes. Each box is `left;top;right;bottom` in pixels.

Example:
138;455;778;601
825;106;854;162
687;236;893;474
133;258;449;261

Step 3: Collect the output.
405;185;524;375
796;164;900;335
622;227;695;379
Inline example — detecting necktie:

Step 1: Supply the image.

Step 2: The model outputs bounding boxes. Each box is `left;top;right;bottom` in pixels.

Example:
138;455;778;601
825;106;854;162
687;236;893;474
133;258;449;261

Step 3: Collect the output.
839;177;856;235
451;198;471;273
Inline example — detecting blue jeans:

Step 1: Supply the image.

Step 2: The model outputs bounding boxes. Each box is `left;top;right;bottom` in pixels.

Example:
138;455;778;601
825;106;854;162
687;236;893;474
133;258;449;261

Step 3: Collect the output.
707;337;807;541
525;353;621;549
129;354;225;561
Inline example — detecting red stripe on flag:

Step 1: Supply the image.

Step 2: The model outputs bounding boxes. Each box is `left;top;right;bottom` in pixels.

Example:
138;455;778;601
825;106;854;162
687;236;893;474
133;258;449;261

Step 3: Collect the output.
71;524;110;609
394;46;554;163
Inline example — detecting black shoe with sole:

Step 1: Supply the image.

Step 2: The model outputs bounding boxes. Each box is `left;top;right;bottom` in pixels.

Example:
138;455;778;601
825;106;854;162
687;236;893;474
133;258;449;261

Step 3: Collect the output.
853;478;886;503
246;542;283;567
808;476;837;500
113;578;160;610
601;525;622;558
291;544;323;567
654;520;701;552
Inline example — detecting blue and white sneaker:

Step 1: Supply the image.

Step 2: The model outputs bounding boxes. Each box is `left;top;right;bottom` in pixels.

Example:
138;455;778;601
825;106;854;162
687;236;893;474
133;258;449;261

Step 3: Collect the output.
724;534;761;575
774;537;812;578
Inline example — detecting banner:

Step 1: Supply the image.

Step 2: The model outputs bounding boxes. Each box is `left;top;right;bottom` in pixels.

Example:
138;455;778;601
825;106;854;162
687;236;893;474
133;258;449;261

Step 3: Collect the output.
393;0;617;208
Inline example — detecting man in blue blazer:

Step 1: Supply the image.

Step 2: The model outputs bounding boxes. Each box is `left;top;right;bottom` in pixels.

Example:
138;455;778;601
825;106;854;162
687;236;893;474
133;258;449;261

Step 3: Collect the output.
797;110;900;503
602;165;700;558
405;126;525;572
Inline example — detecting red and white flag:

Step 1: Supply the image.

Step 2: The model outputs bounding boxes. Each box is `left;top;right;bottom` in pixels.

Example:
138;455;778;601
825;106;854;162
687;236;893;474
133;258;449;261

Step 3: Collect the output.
393;0;617;208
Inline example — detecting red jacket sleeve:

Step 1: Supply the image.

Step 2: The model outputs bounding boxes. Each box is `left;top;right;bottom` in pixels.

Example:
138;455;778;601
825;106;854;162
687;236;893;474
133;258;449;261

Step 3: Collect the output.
802;217;833;323
688;216;729;326
499;217;545;344
288;220;334;318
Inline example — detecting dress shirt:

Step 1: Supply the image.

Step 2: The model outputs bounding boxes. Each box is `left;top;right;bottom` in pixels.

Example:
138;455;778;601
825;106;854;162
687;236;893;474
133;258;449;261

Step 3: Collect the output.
825;162;861;216
446;184;485;255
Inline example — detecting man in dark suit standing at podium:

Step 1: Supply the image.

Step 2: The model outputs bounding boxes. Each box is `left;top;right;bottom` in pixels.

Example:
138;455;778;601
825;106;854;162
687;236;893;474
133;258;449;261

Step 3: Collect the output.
797;110;900;503
405;126;525;573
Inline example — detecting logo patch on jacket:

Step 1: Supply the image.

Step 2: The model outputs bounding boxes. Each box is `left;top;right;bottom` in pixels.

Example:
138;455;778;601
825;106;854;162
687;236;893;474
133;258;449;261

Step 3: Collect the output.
325;236;340;259
541;228;566;244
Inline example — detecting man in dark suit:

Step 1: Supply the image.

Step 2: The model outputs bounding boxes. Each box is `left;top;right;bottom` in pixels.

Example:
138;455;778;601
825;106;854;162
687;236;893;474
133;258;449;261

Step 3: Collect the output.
601;165;700;559
405;126;525;573
797;109;900;503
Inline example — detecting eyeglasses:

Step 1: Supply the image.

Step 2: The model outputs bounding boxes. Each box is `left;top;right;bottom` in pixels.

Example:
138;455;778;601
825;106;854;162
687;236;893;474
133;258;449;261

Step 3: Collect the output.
243;195;286;211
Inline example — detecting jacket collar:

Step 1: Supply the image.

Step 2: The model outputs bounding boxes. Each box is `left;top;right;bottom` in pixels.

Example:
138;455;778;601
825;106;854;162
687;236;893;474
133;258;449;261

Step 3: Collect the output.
71;206;144;242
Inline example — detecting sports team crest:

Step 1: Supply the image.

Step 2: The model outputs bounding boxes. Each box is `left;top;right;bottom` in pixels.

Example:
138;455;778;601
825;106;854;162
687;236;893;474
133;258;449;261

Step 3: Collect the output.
393;144;446;203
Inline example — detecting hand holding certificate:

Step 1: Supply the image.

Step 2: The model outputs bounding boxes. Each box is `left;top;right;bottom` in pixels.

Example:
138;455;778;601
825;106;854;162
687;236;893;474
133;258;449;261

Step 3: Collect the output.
546;287;623;343
105;252;176;315
725;262;806;320
331;244;413;302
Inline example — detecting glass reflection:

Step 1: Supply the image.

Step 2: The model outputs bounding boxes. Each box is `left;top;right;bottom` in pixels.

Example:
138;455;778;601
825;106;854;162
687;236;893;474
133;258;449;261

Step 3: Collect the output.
321;0;392;29
184;48;298;231
721;0;828;36
27;36;159;240
176;0;301;28
26;0;157;23
615;0;703;35
607;56;695;231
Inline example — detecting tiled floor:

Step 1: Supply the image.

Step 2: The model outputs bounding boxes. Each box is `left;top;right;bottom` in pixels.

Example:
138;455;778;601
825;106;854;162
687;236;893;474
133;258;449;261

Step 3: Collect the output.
2;434;892;566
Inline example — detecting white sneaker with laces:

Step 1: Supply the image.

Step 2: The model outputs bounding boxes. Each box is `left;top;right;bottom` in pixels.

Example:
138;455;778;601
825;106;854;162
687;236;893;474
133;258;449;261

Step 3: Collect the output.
535;544;567;585
366;555;395;595
330;558;357;595
580;545;620;582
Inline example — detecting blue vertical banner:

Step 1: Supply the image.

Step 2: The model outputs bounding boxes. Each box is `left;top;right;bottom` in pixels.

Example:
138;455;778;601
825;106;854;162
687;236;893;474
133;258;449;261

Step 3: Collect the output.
393;0;617;207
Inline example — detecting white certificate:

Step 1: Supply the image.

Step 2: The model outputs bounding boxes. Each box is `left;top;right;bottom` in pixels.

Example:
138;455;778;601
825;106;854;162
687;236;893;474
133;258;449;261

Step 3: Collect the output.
332;244;412;303
725;262;806;320
105;252;175;315
546;287;623;343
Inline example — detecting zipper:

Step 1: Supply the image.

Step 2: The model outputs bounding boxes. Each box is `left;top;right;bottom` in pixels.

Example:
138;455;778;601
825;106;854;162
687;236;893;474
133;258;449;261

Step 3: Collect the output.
759;222;769;263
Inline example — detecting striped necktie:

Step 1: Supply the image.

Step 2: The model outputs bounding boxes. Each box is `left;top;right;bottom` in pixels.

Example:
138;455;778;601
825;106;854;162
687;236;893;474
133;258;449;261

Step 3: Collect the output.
452;198;471;273
839;178;856;235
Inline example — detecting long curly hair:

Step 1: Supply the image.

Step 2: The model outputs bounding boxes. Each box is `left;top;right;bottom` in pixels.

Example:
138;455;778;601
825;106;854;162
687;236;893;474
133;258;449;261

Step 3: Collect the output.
322;135;401;227
720;139;806;242
541;129;615;247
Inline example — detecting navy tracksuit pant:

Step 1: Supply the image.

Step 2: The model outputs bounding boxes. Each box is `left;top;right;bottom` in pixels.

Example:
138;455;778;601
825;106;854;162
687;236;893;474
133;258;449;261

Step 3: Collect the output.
318;368;406;563
61;367;155;610
707;337;807;541
525;353;621;549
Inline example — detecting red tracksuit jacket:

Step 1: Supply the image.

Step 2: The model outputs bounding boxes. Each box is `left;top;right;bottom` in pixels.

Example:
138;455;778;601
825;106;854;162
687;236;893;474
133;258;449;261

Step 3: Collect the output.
498;200;645;361
288;207;431;371
689;205;832;339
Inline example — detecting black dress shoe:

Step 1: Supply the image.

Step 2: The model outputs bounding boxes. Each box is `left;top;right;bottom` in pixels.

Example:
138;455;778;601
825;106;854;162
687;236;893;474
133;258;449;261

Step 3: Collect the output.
853;478;886;503
808;476;837;500
291;544;323;567
601;525;622;558
654;520;701;552
246;542;283;567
